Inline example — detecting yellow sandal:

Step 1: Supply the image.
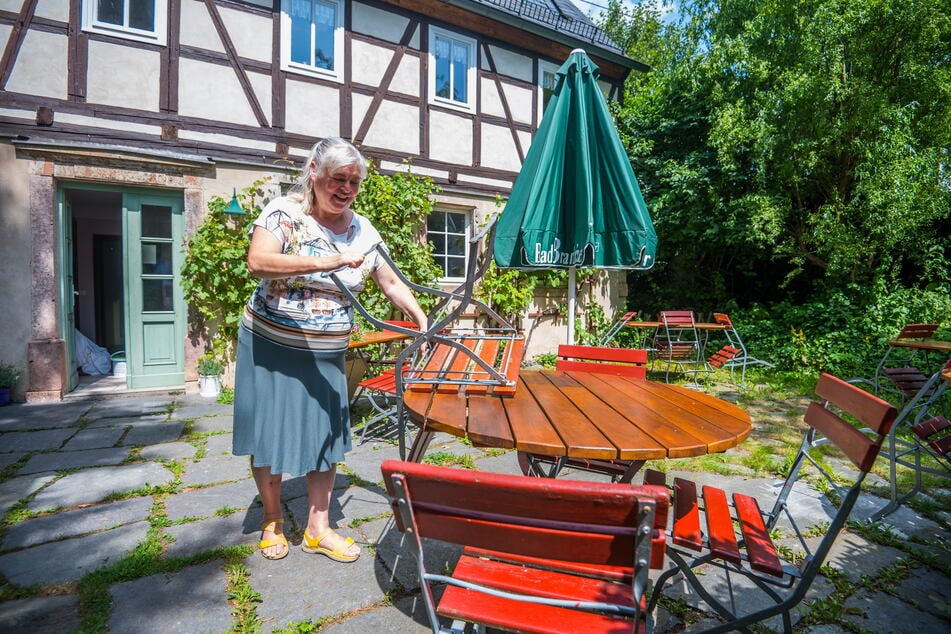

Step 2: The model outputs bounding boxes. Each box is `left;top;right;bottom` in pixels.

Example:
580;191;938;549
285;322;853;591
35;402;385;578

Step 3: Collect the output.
259;519;288;560
301;528;360;563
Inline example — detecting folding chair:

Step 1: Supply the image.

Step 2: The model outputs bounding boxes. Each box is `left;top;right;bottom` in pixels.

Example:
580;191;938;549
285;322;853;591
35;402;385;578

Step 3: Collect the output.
849;323;939;399
327;217;524;459
381;459;668;634
645;374;898;634
652;310;703;382
870;359;951;521
705;344;742;383
597;311;638;347
711;313;773;385
517;344;650;481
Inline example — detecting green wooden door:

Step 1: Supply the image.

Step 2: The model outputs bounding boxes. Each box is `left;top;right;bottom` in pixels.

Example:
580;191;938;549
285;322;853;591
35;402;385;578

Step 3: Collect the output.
59;192;79;391
124;191;185;388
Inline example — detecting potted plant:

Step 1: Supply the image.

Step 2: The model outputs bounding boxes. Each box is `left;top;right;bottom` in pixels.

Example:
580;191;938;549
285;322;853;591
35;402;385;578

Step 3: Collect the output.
0;361;21;406
196;353;224;398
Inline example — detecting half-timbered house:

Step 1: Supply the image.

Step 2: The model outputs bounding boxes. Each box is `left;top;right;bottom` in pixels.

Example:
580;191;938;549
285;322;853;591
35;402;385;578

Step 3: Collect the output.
0;0;645;401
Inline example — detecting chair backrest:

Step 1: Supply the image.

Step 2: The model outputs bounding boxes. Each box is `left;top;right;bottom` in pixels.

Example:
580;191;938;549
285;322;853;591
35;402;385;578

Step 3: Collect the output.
806;373;898;472
660;310;696;327
382;459;667;568
712;312;734;328
556;344;648;378
895;323;938;341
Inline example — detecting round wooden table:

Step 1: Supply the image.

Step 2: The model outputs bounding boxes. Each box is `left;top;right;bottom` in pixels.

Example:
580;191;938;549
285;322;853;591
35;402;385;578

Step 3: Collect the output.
402;369;752;478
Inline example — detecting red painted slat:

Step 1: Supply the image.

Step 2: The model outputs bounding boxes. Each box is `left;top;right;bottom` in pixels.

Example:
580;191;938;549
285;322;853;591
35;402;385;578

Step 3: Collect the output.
733;493;783;577
672;478;702;550
702;485;741;564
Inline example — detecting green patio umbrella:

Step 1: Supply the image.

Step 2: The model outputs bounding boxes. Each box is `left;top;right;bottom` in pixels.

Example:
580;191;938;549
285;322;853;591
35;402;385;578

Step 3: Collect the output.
493;49;657;344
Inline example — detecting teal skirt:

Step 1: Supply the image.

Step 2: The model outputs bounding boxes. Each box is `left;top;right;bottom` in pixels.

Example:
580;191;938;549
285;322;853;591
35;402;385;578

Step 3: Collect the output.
232;326;351;476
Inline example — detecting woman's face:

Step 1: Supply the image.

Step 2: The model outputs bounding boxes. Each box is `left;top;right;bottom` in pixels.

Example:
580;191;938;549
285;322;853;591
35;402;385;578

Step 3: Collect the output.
311;162;362;217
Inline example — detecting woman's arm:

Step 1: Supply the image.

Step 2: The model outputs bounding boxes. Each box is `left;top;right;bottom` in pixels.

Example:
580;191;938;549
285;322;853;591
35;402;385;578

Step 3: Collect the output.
371;262;429;331
247;226;364;280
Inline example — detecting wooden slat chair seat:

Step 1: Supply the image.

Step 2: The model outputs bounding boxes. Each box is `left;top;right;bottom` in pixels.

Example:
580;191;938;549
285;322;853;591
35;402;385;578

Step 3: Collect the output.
871;361;951;520
381;460;668;634
707;345;742;371
518;345;650;482
403;334;525;397
710;313;773;385
647;374;898;634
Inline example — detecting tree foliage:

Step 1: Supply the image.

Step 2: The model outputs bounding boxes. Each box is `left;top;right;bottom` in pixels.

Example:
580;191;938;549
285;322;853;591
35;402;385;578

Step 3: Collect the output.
596;0;950;374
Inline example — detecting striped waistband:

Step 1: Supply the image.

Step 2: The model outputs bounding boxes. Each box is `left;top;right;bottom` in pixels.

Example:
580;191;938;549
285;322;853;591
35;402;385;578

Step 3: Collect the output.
241;309;350;352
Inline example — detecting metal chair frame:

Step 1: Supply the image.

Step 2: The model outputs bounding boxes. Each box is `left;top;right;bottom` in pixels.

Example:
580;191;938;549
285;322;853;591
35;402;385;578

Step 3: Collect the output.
652;311;703;382
848;323;939;399
711;313;773;385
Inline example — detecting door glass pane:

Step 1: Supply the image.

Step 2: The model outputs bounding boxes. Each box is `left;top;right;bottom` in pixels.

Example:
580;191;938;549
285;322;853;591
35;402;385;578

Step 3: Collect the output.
97;0;123;25
142;205;172;238
129;0;155;31
143;279;174;311
142;242;173;275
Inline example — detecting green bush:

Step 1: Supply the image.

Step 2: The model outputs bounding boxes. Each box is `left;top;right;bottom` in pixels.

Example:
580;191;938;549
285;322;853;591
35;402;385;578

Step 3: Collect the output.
0;362;21;388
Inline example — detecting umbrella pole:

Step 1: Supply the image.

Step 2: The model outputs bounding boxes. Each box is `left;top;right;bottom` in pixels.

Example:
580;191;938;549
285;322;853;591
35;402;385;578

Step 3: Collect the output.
567;267;576;345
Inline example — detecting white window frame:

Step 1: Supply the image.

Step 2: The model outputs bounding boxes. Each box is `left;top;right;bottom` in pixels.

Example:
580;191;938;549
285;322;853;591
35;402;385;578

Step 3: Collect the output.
280;0;344;82
82;0;168;45
538;60;559;125
428;27;477;112
427;209;471;283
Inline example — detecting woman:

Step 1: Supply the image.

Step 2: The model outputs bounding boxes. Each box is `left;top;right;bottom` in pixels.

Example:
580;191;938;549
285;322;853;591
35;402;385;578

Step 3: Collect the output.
233;137;428;561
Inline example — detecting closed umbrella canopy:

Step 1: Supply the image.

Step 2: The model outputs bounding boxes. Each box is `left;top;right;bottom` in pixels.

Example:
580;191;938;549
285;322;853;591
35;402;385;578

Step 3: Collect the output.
493;49;657;343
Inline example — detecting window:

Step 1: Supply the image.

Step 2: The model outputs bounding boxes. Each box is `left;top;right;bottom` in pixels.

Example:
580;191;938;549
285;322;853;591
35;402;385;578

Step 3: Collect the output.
539;61;559;122
282;0;343;80
429;28;476;110
83;0;167;44
427;210;469;280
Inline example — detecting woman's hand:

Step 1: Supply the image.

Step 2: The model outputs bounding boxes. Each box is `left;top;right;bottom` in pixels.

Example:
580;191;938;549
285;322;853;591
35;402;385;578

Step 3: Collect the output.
336;251;365;269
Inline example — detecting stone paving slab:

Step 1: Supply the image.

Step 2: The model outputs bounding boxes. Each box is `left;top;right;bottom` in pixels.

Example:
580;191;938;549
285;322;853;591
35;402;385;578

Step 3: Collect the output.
170;400;232;421
61;426;126;451
3;496;153;550
28;462;173;512
0;473;56;517
18;446;130;475
0;451;23;471
86;413;168;429
0;428;74;452
0;521;150;586
842;589;950;633
246;525;396;630
896;568;951;620
0;594;82;633
165;478;260;521
180;454;250;486
140;440;197;461
84;397;173;421
825;531;907;583
164;510;263;560
320;594;432;632
122;419;186;446
109;561;234;633
204;433;234;456
0;401;89;431
192;415;234;434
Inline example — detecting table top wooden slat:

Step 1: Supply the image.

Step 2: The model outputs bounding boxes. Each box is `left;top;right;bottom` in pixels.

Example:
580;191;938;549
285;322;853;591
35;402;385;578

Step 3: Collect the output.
538;371;667;460
625;321;728;331
402;369;751;462
518;371;617;459
887;340;951;353
466;394;514;448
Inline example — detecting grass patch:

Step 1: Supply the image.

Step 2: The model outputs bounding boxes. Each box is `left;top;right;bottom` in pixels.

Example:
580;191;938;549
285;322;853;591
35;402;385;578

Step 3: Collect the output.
422;452;476;469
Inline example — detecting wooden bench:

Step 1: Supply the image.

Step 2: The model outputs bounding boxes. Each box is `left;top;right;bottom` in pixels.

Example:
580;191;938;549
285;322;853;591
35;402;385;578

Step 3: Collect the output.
647;374;898;634
381;459;668;634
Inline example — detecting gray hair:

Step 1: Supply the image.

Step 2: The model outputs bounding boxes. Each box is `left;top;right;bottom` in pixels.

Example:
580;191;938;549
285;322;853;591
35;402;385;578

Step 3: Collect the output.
295;137;368;213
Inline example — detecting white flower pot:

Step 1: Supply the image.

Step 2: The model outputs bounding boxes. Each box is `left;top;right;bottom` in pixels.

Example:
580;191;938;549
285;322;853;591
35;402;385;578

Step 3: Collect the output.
199;374;221;398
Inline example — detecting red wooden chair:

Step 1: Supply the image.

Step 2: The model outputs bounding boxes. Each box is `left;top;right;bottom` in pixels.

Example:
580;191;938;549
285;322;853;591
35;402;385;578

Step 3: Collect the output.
850;323;939;399
652;310;703;382
711;312;773;384
381;459;668;634
517;345;650;481
645;374;898;633
871;360;951;521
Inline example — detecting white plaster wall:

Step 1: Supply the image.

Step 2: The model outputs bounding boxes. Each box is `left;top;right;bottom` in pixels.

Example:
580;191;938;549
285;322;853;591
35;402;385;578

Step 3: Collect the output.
352;2;418;48
5;30;68;99
479;123;522;172
0;144;34;397
86;41;161;111
429;111;472;166
356;96;419;155
389;53;420;96
34;0;69;22
351;40;393;87
284;80;340;138
483;45;532;83
180;0;225;53
178;58;266;126
480;77;533;125
219;5;271;62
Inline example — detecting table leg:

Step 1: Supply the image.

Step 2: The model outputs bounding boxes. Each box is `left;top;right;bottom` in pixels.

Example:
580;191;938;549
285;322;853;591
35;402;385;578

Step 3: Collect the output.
406;428;434;462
